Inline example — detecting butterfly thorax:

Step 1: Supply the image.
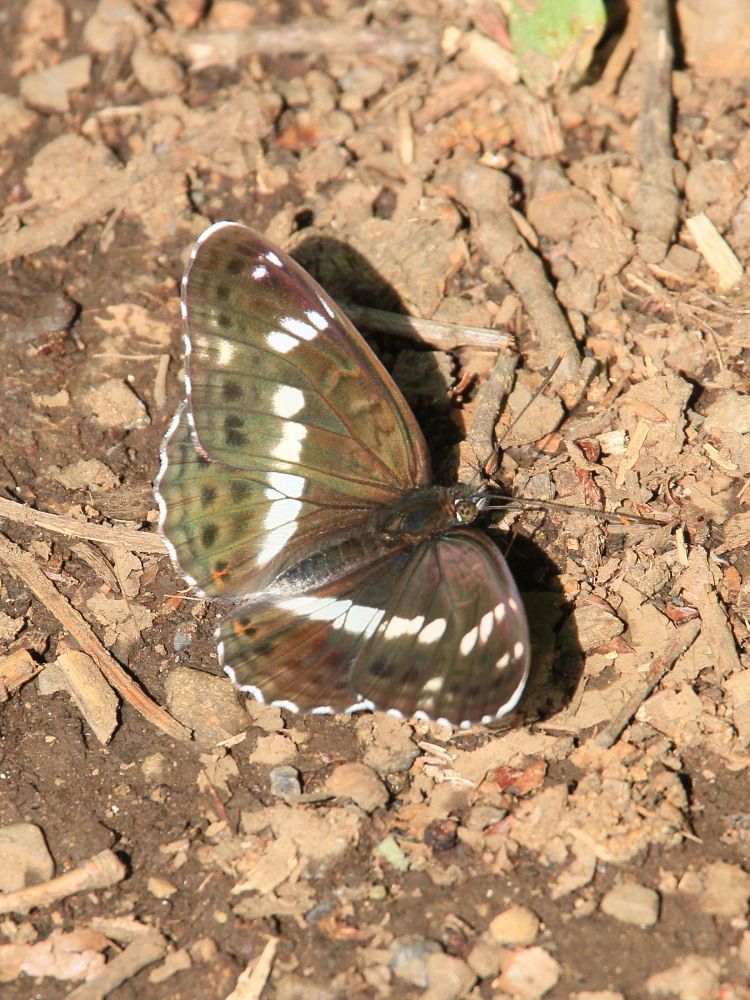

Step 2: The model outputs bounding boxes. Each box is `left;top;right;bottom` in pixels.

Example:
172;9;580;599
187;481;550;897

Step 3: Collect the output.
267;485;481;598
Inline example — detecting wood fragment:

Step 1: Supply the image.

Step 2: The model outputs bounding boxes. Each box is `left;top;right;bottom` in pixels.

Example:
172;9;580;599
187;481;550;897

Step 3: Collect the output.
0;648;41;700
0;496;166;555
595;619;702;749
0;533;190;742
463;353;518;477
686;213;744;291
0;849;126;915
451;160;583;401
54;649;119;745
342;303;513;352
66;932;168;1000
677;547;742;679
633;0;680;263
225;937;279;1000
614;417;650;488
178;18;440;71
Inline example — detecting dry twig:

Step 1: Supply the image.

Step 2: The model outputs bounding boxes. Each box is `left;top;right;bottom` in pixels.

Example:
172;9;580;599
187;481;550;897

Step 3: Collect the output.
342;303;514;352
0;496;166;555
0;849;126;916
595;619;702;749
633;0;680;263
67;932;168;1000
450;160;586;405
0;533;190;742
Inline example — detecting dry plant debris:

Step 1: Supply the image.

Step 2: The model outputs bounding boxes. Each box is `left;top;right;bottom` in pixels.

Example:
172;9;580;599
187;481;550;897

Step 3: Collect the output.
1;1;750;998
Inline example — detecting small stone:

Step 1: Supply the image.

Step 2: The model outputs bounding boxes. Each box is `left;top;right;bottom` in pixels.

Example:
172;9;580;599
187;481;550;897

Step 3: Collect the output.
703;391;750;436
698;862;750;918
375;834;409;873
356;713;419;773
467;934;507;978
83;0;149;54
141;752;170;785
325;762;388;813
147;876;178;899
164;667;249;748
498;946;561;999
0;823;54;892
423;953;477;1000
424;818;458;851
269;765;302;798
131;39;184;96
20;55;91;113
645;954;720;998
189;937;218;963
389;936;443;988
50;458;118;491
572;993;625;1000
600;882;660;926
84;380;149;430
488;905;541;945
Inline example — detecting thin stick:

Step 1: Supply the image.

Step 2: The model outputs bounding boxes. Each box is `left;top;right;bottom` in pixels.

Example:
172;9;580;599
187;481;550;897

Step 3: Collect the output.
633;0;679;262
0;533;191;742
451;160;585;404
67;933;168;1000
595;619;702;749
0;496;166;555
342;302;514;351
0;849;126;915
464;353;518;474
225;937;279;1000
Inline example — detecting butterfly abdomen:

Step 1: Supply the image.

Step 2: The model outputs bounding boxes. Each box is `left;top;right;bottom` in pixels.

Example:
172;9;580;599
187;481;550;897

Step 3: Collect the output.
267;487;475;597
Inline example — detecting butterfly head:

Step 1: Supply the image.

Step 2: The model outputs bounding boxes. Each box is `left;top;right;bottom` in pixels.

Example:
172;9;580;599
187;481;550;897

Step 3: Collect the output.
452;493;480;525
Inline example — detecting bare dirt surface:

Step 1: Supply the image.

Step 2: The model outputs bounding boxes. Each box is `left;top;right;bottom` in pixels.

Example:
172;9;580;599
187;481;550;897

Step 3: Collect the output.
1;1;750;998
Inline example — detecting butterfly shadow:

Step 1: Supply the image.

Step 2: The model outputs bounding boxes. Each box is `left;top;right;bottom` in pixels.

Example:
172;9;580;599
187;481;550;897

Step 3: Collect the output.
291;231;584;727
291;232;477;480
500;531;584;728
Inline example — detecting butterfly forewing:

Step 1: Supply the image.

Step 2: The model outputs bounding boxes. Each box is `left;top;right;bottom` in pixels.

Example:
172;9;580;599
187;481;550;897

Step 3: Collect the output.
158;404;375;597
157;222;431;599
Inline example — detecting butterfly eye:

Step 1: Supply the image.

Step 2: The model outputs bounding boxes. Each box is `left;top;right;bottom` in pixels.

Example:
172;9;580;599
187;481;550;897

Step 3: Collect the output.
454;499;478;524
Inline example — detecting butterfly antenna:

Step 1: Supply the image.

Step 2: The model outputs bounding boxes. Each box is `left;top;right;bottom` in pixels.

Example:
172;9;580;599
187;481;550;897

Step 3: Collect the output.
472;352;671;527
475;353;566;484
482;495;672;527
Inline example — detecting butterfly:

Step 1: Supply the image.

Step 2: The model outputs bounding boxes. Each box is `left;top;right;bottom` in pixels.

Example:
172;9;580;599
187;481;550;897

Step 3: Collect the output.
155;222;530;728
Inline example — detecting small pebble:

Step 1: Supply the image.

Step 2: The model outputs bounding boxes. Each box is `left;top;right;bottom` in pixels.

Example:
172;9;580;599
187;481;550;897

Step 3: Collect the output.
269;765;302;798
488;904;541;945
645;955;720;999
703;390;750;435
499;946;561;999
164;667;249;747
0;823;54;892
467;934;507;978
84;380;150;430
600;882;660;926
141;752;170;785
423;952;477;1000
389;935;443;988
147;876;178;899
325;762;388;812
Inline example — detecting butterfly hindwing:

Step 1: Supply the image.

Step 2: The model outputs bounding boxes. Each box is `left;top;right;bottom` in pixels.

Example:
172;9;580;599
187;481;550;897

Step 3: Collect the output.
352;529;529;724
219;529;529;727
